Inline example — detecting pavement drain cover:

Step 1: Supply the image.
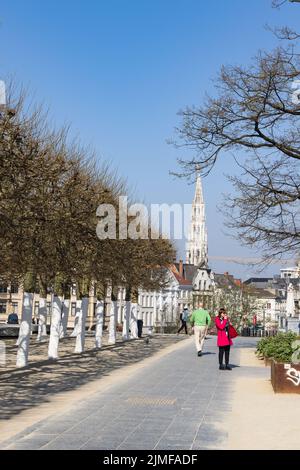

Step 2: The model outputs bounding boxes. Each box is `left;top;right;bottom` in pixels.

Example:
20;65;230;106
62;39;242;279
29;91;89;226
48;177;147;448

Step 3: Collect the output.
125;397;177;406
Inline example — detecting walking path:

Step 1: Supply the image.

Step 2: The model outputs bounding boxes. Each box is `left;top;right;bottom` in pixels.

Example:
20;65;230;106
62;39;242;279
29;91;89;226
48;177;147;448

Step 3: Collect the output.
0;335;299;450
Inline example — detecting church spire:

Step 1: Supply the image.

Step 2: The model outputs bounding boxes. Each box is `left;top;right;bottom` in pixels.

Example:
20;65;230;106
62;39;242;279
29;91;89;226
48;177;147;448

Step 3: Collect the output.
194;169;204;204
186;169;208;267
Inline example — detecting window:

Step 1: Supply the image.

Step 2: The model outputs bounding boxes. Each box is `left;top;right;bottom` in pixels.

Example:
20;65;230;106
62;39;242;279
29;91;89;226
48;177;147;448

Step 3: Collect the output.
11;284;19;294
34;301;39;316
71;302;76;316
266;303;271;309
0;301;7;313
0;284;8;293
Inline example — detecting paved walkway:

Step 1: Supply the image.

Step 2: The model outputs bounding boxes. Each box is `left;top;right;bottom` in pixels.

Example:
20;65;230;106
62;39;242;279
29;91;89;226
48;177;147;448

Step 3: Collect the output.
0;335;260;450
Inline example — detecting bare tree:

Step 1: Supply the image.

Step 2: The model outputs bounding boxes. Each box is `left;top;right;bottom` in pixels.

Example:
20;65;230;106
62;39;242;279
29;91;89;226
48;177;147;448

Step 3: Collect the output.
212;284;259;330
174;45;300;264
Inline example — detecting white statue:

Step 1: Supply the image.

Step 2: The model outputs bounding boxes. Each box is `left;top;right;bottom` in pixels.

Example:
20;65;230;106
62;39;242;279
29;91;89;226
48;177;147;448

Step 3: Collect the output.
286;283;295;317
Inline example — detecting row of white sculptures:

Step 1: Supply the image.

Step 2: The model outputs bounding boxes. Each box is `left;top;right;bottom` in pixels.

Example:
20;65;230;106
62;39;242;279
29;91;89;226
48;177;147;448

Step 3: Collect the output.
15;293;139;368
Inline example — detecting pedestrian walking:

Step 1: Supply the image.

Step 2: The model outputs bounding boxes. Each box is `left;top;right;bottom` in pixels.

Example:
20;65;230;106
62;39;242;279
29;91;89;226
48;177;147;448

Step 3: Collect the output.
190;302;211;356
177;306;189;335
215;308;233;370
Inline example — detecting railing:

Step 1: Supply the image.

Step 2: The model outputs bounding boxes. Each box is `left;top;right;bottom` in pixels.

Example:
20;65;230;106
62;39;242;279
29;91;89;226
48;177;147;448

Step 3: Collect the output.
241;327;278;337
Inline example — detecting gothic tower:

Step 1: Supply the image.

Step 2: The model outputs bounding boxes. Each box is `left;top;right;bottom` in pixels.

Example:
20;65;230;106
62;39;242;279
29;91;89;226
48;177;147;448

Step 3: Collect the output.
186;171;208;266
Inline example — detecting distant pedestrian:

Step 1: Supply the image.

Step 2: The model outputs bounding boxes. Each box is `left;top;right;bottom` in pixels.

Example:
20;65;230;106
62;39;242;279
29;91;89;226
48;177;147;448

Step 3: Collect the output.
177;307;189;335
215;308;233;370
190;302;211;357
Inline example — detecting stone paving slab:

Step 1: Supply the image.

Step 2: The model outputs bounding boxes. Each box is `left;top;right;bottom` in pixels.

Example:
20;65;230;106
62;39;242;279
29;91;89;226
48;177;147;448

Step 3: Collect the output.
0;336;261;450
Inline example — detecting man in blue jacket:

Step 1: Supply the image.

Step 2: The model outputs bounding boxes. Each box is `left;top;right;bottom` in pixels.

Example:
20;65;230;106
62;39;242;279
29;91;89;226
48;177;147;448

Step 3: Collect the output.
177;307;189;335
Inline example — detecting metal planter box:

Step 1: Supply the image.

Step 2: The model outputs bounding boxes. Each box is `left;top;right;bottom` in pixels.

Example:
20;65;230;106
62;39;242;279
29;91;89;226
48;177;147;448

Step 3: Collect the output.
271;360;300;394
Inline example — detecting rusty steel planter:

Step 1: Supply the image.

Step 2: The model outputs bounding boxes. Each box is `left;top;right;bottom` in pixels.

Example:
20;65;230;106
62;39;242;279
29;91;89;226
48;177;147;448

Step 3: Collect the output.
271;360;300;393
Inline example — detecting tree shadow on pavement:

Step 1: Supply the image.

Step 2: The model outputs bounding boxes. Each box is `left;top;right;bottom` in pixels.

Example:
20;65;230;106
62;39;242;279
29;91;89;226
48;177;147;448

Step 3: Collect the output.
0;336;187;421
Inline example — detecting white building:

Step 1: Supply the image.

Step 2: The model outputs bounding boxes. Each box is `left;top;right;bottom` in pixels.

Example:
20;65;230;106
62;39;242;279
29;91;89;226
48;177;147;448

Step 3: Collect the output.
245;262;300;332
280;261;300;279
138;265;193;332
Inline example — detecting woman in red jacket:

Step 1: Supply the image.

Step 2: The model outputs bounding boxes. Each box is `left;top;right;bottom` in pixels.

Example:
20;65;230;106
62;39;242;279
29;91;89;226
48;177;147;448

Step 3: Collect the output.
215;308;233;370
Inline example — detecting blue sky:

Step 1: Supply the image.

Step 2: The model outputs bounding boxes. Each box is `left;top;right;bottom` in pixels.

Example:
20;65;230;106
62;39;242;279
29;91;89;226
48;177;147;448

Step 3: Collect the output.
1;0;298;279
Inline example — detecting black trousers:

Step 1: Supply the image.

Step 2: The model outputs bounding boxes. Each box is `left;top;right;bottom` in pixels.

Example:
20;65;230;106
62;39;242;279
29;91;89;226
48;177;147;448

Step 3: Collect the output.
177;320;188;334
219;345;230;365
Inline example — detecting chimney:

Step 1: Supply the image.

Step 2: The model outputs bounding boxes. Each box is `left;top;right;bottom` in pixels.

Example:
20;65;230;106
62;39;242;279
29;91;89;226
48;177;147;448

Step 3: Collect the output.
179;259;183;277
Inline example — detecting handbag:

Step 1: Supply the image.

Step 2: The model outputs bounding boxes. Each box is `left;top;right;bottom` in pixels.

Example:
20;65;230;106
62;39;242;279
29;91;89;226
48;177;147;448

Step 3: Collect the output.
229;324;238;339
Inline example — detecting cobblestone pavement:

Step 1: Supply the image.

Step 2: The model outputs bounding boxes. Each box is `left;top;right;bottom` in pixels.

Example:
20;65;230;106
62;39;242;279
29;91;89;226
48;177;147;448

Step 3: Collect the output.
0;335;260;450
0;334;187;421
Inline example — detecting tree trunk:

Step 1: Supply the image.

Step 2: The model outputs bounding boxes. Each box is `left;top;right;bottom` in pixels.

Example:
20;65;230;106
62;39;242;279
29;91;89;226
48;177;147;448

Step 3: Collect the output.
48;296;63;360
130;303;138;339
36;297;47;342
16;292;33;368
74;297;89;353
60;299;70;338
108;300;117;345
122;301;131;340
95;300;104;349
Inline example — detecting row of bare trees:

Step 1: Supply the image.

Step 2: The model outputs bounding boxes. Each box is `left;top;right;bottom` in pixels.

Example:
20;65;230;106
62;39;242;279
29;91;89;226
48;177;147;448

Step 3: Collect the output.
0;84;175;366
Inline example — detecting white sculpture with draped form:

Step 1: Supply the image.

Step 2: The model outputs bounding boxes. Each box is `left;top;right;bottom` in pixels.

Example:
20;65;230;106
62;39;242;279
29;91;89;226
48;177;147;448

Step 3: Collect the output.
286;283;295;317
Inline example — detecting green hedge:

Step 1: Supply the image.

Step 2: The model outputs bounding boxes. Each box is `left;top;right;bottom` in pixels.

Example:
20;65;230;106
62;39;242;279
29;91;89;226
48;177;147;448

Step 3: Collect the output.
256;332;298;362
